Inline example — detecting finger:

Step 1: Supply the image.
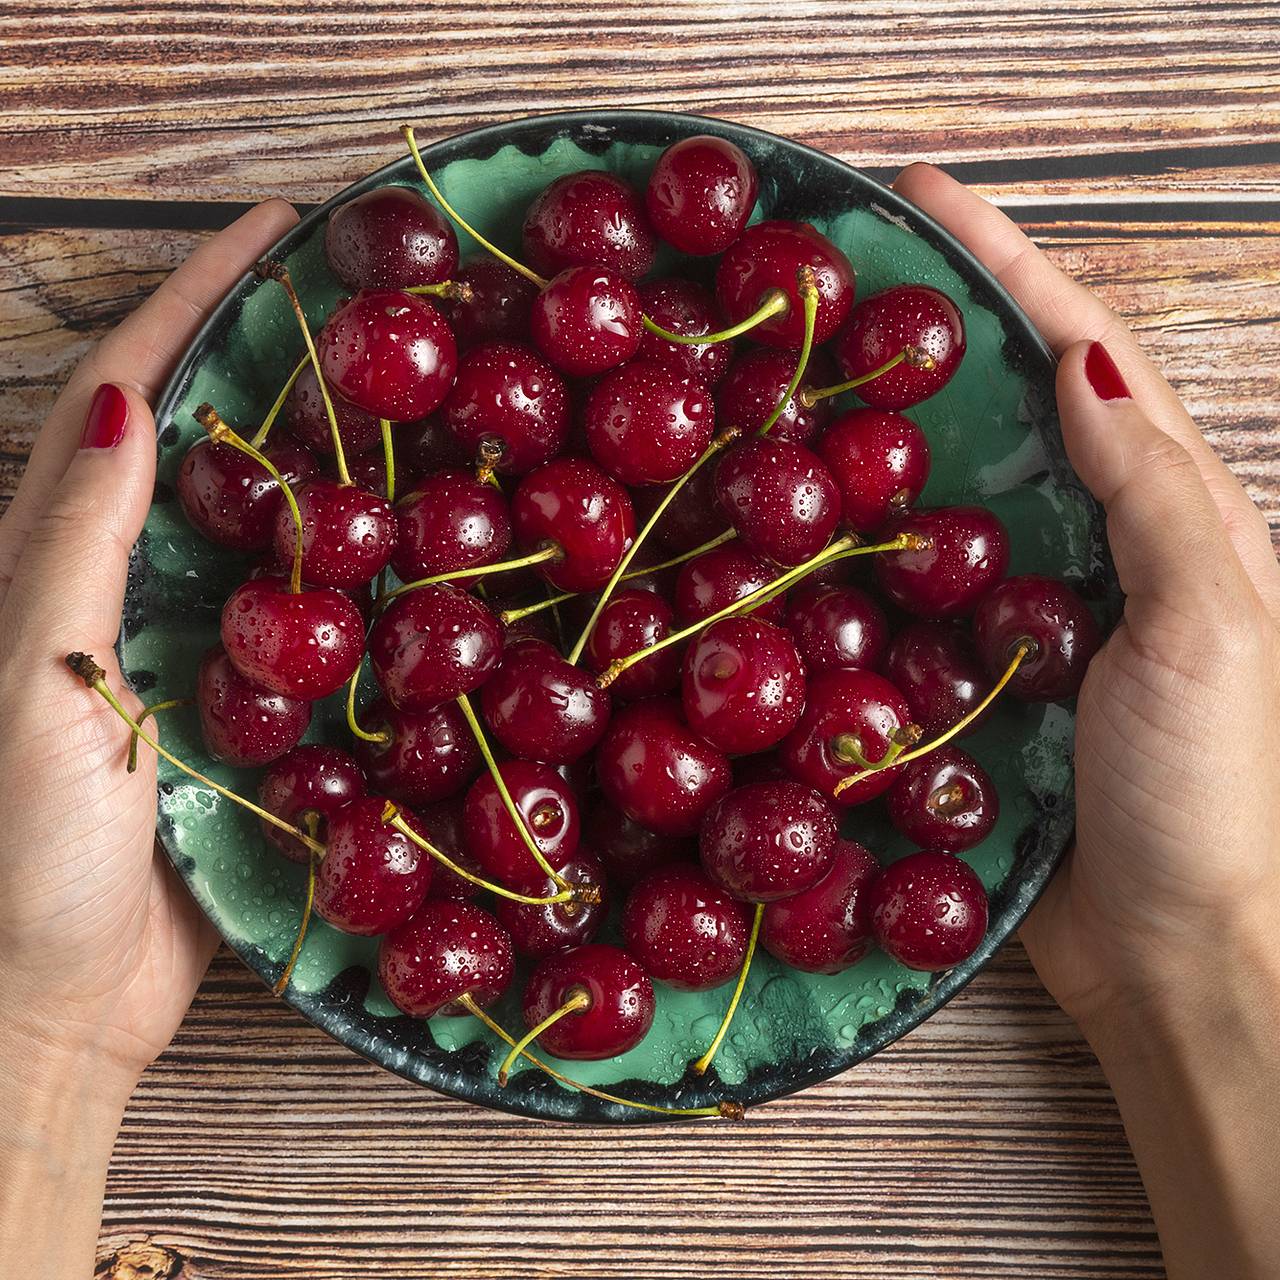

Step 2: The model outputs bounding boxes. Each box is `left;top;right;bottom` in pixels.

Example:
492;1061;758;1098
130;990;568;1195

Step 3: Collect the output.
0;199;299;599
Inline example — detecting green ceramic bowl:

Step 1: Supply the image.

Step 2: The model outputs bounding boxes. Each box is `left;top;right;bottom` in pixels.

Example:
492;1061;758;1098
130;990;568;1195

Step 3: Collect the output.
125;109;1120;1123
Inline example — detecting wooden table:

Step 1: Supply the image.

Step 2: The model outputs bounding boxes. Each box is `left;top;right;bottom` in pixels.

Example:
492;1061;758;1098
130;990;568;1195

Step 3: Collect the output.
4;4;1277;1276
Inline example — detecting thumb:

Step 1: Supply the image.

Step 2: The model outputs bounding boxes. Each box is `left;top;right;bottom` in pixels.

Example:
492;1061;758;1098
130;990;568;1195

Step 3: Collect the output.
0;382;158;659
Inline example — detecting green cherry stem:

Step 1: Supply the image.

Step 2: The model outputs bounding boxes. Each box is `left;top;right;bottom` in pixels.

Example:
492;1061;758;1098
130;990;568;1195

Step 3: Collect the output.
797;345;935;409
405;280;475;304
272;850;317;996
690;902;764;1076
758;267;818;437
248;353;308;450
496;989;591;1086
380;419;397;504
642;288;789;346
374;545;561;612
346;665;390;745
125;697;194;773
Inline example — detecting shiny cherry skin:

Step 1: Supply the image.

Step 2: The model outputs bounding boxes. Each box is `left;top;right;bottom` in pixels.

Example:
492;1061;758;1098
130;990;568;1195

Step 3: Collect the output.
815;408;931;533
220;575;365;700
273;477;396;589
530;266;642;379
378;899;514;1016
760;839;880;973
715;220;855;349
887;746;999;853
479;638;611;764
972;574;1101;701
621;863;752;991
884;620;989;739
369;584;502;713
596;698;732;838
866;850;988;972
463;759;581;891
495;847;609;959
353;696;481;806
583;589;683;701
833;284;965;410
521;943;655;1061
259;743;366;863
523;171;655;280
583;360;715;486
682;616;805;755
674;542;786;626
635;278;735;388
785;581;889;675
780;668;914;806
414;798;486;900
442;341;569;475
325;185;458;290
284;362;383;458
177;437;317;551
391;469;512;583
196;644;310;769
715;346;837;444
714;436;841;566
510;456;635;593
318;289;457;422
585;802;692;888
875;506;1010;619
645;135;758;255
700;780;837;903
314;796;433;936
647;464;729;556
448;257;538;349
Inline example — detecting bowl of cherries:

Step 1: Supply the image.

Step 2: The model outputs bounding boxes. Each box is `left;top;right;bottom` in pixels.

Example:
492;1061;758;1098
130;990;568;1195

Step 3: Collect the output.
99;109;1120;1122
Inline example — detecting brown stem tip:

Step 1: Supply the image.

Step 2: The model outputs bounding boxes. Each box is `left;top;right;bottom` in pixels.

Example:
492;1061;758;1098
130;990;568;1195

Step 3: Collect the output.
718;1100;746;1120
66;651;106;686
254;258;288;283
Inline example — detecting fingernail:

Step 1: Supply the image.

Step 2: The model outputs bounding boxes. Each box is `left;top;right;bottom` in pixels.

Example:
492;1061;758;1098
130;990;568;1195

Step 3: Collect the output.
80;383;129;450
1084;342;1131;402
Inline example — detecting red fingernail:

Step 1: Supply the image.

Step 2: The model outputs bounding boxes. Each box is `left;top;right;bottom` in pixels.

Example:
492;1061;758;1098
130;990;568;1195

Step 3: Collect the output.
1084;342;1131;402
80;383;129;449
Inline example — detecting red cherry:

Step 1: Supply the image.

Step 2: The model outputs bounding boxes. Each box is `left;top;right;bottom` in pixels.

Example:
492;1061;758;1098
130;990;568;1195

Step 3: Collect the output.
284;363;383;458
412;798;483;900
521;943;655;1060
972;574;1101;701
814;408;931;532
339;450;400;499
583;589;683;701
715;347;837;444
369;584;502;713
760;839;880;973
495;848;609;959
635;278;736;388
318;289;457;422
391;469;512;583
875;506;1010;619
784;581;889;675
645;135;758;256
715;220;855;348
583;360;715;487
259;744;366;864
378;899;514;1016
780;668;914;806
353;696;481;806
510;456;635;593
530;266;642;378
833;284;965;410
523;171;655;280
622;864;752;990
866;850;988;972
324;185;458;290
274;477;396;589
646;464;729;556
584;802;692;888
397;414;468;474
220;575;365;701
700;780;837;903
674;542;786;626
442;341;569;475
595;698;731;838
682;616;805;755
886;746;998;852
196;643;310;768
315;796;433;936
447;257;538;350
884;620;989;739
714;437;840;566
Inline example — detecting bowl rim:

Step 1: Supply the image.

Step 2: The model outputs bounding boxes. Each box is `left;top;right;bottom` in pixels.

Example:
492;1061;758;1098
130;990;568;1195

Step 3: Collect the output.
141;106;1083;1124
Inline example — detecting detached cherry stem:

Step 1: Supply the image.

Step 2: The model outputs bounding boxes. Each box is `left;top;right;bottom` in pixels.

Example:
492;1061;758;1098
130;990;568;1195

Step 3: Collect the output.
691;902;764;1077
757;267;819;437
496;988;591;1085
248;353;308;450
643;287;789;347
125;697;193;773
798;345;935;409
374;544;561;612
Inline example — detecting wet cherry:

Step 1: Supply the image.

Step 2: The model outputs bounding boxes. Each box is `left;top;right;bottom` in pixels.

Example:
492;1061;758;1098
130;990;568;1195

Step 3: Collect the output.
884;620;989;738
645;135;758;256
448;257;538;349
886;746;999;853
674;542;786;626
274;477;397;589
585;802;692;889
635;278;735;388
865;850;988;972
814;407;931;533
495;848;609;959
530;265;642;378
647;464;729;556
715;346;837;444
415;797;483;900
196;643;311;768
353;696;482;806
391;468;512;583
325;185;458;290
259;743;366;863
583;589;683;701
784;581;889;675
523;171;655;280
284;363;383;458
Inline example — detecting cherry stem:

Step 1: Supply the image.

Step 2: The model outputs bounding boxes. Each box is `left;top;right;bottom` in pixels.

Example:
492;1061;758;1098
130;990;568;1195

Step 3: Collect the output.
66;654;326;856
832;640;1034;797
405;280;474;304
691;901;764;1076
272;850;316;996
125;697;194;773
475;438;505;490
757;268;819;437
798;345;935;409
195;404;305;594
379;419;396;504
345;665;390;745
831;723;923;771
642;288;789;347
401;125;549;290
255;259;352;486
496;988;591;1085
566;427;741;665
454;693;571;890
458;995;743;1120
375;544;561;612
248;353;308;450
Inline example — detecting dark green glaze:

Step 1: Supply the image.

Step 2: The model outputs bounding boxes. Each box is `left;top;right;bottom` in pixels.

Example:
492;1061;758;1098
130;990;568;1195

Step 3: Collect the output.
123;110;1121;1124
